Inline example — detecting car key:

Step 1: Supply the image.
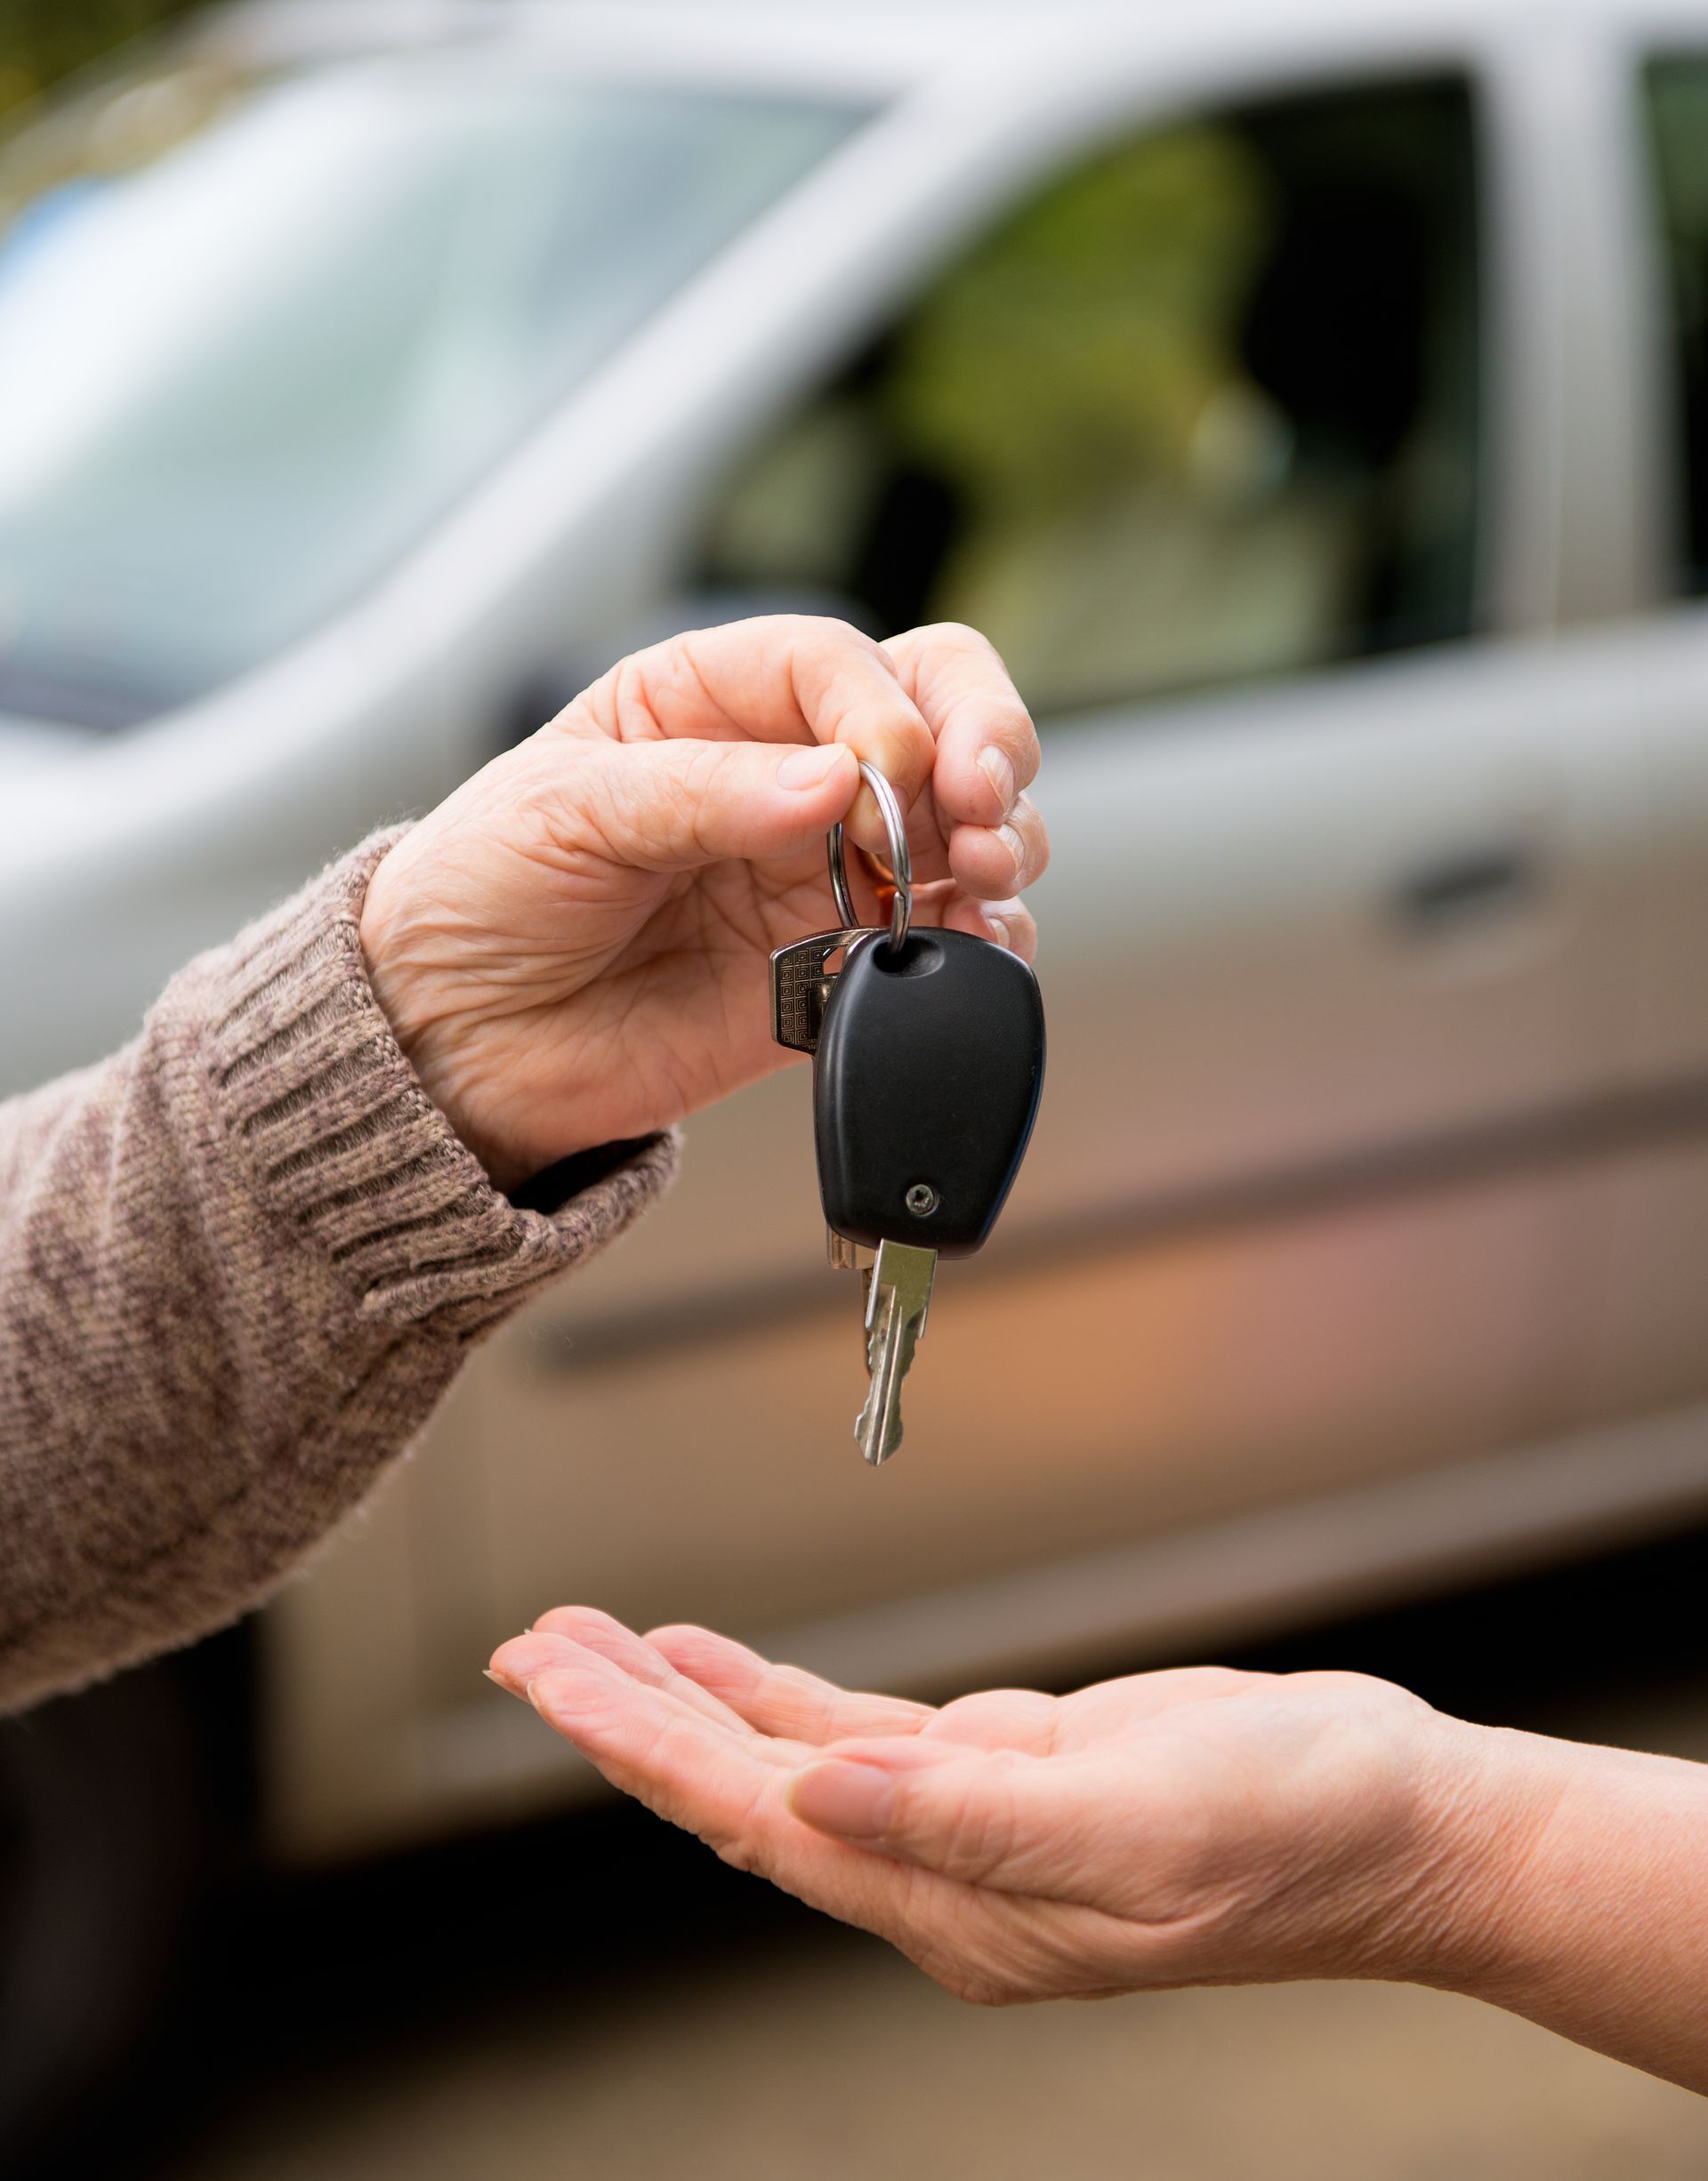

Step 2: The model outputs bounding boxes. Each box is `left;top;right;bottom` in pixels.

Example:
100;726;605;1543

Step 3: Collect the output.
770;921;879;1272
770;759;1044;1461
815;921;1045;1462
768;756;902;1062
767;762;890;1267
769;927;871;1058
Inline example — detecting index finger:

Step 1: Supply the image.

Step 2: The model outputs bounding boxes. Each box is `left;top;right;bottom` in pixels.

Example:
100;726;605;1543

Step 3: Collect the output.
520;1650;987;1953
648;1624;937;1747
882;622;1041;833
578;615;939;842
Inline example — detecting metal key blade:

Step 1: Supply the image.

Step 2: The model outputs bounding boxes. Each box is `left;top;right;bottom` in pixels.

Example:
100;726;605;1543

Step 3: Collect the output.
769;929;872;1055
855;1239;936;1466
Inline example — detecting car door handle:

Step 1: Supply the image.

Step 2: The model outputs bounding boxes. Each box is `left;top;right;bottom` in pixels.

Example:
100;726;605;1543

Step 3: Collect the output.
1391;842;1543;930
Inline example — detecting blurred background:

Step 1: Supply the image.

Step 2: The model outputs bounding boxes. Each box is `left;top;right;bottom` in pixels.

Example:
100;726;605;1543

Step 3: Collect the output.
4;0;1708;2170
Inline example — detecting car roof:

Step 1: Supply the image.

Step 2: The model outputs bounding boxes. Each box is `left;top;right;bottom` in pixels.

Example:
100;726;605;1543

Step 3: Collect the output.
197;0;1708;101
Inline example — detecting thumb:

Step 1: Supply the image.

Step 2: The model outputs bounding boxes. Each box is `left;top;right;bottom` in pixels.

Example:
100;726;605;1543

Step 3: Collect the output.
581;736;858;873
787;1743;1096;1895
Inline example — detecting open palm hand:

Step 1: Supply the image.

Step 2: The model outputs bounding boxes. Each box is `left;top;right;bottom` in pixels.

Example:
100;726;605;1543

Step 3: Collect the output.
488;1611;1501;2005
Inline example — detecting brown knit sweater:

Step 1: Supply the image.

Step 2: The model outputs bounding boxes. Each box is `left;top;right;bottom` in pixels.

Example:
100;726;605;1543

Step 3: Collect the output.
0;830;677;1715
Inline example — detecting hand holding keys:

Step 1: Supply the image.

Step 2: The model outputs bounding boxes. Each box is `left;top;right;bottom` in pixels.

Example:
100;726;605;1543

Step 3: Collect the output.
772;762;1045;1465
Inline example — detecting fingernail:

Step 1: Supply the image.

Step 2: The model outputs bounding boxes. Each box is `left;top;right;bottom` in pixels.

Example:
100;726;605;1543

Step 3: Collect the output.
977;744;1015;812
997;823;1025;880
483;1668;507;1689
524;1675;573;1720
788;1760;896;1839
777;744;849;791
984;913;1011;951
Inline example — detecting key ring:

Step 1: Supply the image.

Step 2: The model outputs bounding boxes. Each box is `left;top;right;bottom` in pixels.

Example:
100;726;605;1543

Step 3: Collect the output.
827;760;912;954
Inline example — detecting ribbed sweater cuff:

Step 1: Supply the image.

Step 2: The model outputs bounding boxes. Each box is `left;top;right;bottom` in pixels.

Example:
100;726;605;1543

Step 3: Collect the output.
201;827;679;1332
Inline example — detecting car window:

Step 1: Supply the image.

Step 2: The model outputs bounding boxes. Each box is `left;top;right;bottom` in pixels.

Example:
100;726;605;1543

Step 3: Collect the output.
1645;56;1708;597
692;76;1483;721
0;53;865;728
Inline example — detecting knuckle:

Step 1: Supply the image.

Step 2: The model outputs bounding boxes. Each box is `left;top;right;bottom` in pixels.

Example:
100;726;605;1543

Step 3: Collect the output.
1189;1665;1252;1691
608;744;716;861
608;648;664;739
711;1777;773;1878
534;1605;613;1640
914;618;998;662
645;1622;723;1670
790;612;877;668
931;1692;998;1734
600;763;656;856
1299;1668;1428;1721
992;699;1041;766
930;1778;1018;1883
906;622;1030;705
503;759;574;855
930;1689;1051;1745
679;741;729;841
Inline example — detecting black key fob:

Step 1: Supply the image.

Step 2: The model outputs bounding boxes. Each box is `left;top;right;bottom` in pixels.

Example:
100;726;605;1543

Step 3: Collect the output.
812;928;1045;1259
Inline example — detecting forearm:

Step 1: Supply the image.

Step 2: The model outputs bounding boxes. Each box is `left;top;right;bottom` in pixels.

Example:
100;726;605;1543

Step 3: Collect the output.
1415;1720;1708;2089
0;831;675;1714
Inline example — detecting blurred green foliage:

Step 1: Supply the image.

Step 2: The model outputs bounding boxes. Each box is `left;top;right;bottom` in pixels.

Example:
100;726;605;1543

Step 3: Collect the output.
890;127;1269;518
0;0;210;119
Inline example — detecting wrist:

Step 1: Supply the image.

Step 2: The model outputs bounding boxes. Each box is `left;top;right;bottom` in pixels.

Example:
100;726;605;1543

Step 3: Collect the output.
359;843;528;1193
1378;1714;1572;1993
1309;1706;1568;1993
1387;1712;1708;2022
1421;1725;1708;2080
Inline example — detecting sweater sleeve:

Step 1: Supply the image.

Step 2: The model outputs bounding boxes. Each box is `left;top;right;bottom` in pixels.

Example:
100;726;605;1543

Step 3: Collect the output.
0;829;679;1714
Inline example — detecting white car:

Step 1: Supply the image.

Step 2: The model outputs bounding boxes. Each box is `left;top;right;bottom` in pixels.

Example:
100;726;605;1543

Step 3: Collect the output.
4;0;1708;2139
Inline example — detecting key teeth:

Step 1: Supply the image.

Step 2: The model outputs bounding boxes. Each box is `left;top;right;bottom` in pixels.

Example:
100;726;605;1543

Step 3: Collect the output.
850;1241;935;1468
855;1388;902;1466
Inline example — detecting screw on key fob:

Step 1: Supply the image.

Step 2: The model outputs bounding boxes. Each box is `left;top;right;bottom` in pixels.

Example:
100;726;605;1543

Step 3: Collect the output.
814;927;1044;1256
814;925;1044;1462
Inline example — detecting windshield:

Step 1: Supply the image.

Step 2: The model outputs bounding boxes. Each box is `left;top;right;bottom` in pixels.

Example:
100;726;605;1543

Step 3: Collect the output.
0;52;863;727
